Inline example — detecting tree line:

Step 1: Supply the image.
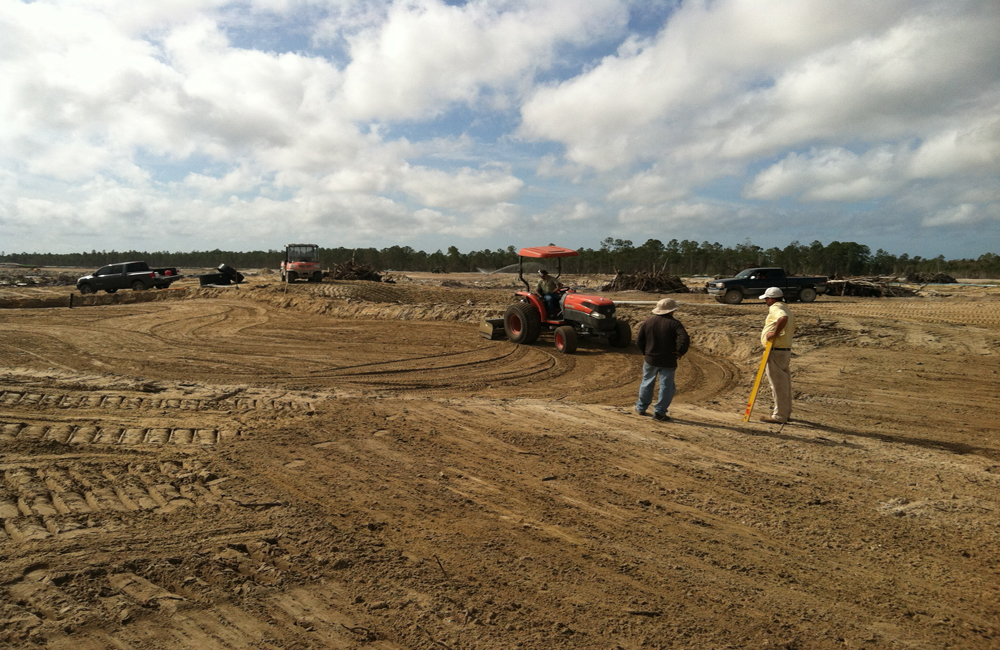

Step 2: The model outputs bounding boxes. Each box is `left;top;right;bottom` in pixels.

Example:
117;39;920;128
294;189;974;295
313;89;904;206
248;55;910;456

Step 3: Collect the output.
2;239;998;279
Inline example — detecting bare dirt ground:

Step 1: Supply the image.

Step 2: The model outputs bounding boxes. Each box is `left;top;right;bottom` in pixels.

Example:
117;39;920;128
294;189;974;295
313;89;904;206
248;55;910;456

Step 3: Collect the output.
1;269;998;649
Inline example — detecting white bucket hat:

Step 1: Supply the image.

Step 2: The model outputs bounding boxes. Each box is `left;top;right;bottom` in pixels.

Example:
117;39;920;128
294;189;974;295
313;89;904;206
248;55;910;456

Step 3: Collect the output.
759;287;783;299
651;298;678;314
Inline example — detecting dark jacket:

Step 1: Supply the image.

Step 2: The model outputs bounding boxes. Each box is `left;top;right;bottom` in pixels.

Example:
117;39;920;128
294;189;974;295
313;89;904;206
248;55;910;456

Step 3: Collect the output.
635;314;690;368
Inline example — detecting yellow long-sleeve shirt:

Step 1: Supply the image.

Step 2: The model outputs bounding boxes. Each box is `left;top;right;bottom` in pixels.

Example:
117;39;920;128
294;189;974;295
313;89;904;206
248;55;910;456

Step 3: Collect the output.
761;302;795;347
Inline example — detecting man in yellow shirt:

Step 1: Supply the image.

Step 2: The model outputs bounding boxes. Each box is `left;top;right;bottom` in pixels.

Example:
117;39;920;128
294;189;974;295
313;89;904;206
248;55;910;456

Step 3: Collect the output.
759;287;796;424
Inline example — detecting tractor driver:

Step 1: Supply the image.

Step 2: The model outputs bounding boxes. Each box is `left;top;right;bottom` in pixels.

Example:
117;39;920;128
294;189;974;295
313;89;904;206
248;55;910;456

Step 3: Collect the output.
536;269;562;318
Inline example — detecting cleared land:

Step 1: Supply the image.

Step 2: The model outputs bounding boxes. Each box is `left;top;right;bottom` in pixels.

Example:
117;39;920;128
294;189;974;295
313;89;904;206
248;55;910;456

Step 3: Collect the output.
0;270;998;649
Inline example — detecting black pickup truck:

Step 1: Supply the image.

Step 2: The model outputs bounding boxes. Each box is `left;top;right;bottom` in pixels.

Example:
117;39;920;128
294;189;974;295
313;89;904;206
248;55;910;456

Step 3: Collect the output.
77;261;183;294
706;267;827;304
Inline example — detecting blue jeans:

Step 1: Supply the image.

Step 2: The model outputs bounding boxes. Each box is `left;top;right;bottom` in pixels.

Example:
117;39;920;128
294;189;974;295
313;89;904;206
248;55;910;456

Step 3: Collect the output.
541;293;560;317
635;362;676;416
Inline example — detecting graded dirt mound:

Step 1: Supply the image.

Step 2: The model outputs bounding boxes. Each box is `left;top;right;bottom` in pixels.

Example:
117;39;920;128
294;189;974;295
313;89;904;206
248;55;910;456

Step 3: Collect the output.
0;276;998;649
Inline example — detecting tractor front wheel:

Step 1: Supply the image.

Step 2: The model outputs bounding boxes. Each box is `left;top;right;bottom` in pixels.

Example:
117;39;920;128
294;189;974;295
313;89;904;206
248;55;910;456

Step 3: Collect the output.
608;320;631;348
554;326;578;354
504;302;541;344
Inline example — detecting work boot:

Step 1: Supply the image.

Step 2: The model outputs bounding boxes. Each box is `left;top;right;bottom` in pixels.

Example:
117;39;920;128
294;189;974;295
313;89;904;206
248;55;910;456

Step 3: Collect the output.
759;415;786;424
653;413;671;422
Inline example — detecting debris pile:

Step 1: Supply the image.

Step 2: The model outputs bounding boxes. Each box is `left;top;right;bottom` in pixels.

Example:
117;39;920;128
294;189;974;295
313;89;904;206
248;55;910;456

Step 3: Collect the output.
327;260;383;282
600;271;691;293
906;272;957;284
0;270;77;287
825;277;918;297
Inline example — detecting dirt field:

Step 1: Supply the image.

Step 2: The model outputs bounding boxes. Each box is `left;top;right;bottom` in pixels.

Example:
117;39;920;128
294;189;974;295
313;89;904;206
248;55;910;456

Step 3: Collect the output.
1;269;998;649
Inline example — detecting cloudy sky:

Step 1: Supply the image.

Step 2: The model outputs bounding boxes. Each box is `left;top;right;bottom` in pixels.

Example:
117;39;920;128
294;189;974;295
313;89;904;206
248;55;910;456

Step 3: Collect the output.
2;0;998;258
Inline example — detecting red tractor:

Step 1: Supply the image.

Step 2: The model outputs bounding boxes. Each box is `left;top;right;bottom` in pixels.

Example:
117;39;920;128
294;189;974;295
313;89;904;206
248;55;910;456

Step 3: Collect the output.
483;245;631;353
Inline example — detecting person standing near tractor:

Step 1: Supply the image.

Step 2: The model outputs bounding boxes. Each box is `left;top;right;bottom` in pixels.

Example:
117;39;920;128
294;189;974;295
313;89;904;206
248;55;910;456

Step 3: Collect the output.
634;298;690;422
759;287;796;424
535;269;562;317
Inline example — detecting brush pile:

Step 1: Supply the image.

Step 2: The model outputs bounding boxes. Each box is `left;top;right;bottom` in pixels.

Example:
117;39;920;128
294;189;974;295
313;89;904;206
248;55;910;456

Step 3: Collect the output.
825;277;918;297
0;269;77;287
601;270;691;293
905;272;957;284
327;260;383;282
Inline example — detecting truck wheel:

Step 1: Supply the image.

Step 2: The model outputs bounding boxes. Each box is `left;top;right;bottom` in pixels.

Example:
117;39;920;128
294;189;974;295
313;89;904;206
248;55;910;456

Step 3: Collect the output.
554;326;578;354
287;271;298;283
105;288;117;294
723;289;743;305
131;281;146;291
799;287;817;303
79;284;95;295
608;319;631;348
504;303;541;344
309;272;322;283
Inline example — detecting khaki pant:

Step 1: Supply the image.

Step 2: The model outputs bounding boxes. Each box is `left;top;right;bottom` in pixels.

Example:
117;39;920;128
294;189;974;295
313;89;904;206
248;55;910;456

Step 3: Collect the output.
765;349;792;421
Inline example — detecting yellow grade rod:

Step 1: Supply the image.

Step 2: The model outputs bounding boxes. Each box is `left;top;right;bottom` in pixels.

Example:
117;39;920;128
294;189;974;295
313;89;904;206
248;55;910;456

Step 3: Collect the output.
743;339;774;422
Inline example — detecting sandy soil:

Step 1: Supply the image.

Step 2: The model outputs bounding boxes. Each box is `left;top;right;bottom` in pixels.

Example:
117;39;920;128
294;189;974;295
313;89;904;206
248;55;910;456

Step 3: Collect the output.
1;270;998;649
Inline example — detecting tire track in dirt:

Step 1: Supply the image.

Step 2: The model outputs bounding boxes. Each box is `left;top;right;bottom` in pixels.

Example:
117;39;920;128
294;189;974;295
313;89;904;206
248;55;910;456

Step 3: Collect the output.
0;299;745;405
796;299;1000;328
0;421;235;446
1;455;231;547
0;389;313;412
676;348;742;405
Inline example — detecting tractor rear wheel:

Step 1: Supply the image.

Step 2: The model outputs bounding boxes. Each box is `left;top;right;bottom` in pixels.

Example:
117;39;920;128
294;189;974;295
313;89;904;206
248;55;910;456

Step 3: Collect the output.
608;319;631;348
504;302;541;344
554;326;578;354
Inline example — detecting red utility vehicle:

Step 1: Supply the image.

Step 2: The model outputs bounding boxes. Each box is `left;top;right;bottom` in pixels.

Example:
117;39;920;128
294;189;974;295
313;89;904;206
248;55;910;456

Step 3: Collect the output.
281;244;323;283
483;246;630;354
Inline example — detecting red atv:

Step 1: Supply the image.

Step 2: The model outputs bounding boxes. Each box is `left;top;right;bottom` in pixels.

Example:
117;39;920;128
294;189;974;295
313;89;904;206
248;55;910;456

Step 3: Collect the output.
489;246;631;353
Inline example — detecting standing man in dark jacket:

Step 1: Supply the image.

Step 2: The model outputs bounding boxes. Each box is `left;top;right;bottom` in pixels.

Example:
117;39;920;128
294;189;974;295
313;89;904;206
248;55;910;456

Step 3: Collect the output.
634;298;690;422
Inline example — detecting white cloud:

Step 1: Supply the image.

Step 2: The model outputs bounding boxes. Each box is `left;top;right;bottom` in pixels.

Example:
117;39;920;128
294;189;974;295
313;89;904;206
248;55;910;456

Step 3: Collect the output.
607;169;691;204
340;0;627;121
909;113;1000;179
520;0;913;169
744;146;907;202
922;202;999;227
530;200;601;225
745;110;1000;203
717;8;1000;160
399;164;523;209
618;200;730;226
